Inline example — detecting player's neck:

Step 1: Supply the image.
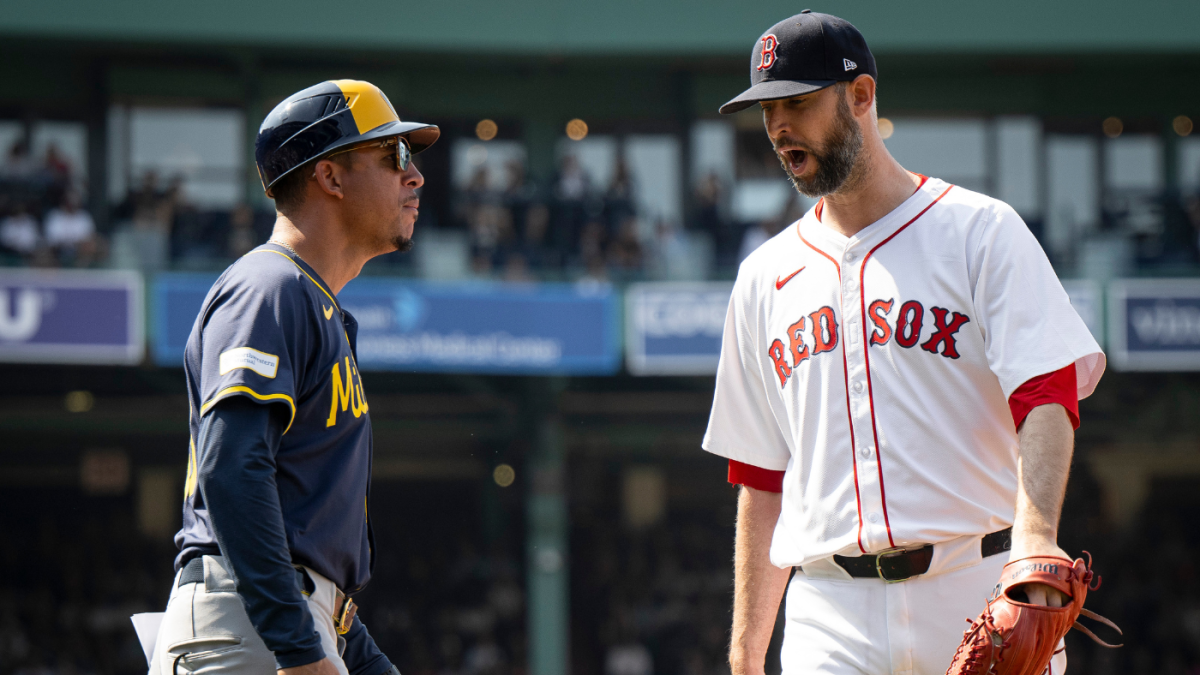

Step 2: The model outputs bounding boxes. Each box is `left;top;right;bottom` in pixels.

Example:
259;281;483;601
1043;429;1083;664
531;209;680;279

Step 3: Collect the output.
269;212;368;296
818;150;921;239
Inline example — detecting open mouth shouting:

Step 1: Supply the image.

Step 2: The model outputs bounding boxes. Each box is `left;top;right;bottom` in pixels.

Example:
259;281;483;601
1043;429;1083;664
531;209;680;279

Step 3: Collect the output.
779;147;811;176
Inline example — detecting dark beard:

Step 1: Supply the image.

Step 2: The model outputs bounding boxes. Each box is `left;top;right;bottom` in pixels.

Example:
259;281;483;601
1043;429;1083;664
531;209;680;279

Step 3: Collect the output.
777;94;864;198
393;236;414;253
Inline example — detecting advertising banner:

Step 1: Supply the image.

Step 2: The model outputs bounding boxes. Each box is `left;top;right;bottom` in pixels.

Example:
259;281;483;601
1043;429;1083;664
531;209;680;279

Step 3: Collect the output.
625;282;733;376
154;274;621;375
0;269;144;365
1108;278;1200;371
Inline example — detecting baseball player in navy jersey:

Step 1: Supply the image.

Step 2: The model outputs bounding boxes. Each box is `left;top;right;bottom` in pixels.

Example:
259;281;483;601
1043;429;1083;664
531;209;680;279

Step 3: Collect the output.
702;12;1104;675
148;80;438;675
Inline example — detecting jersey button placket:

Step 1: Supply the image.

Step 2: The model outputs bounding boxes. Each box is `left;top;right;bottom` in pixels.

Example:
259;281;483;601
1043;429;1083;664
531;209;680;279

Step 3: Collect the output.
842;252;882;550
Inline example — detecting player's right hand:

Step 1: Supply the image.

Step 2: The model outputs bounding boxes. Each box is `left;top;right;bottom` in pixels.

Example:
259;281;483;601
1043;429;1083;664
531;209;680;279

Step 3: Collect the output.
279;656;341;675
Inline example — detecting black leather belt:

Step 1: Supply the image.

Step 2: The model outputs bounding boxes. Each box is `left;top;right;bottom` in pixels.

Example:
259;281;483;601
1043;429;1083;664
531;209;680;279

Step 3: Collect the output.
831;527;1012;582
178;557;314;590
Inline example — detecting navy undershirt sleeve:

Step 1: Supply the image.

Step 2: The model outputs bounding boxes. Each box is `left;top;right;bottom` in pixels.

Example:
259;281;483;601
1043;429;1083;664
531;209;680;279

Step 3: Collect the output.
341;616;394;675
196;396;325;669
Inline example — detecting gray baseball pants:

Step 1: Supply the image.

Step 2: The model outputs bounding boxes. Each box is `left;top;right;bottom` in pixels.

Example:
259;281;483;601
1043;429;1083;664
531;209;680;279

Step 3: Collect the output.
147;555;349;675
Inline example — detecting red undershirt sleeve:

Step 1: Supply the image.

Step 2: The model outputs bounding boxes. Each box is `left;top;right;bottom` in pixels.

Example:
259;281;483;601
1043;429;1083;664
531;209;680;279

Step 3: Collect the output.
728;459;785;493
1007;364;1080;431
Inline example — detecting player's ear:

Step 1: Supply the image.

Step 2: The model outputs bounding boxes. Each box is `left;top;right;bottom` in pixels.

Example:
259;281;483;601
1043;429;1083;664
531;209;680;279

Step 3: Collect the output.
848;75;876;119
312;158;347;200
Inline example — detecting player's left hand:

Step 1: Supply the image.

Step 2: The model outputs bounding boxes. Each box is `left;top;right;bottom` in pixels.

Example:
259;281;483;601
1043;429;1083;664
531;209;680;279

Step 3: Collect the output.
1007;537;1070;607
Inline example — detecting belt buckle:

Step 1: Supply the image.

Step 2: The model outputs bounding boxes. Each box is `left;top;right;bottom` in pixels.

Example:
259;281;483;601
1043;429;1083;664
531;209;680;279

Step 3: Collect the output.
875;548;911;584
334;595;357;635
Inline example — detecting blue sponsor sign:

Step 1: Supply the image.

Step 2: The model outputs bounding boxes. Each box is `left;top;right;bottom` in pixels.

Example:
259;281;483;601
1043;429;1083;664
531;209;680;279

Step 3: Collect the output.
625;282;732;375
0;269;143;365
154;274;621;375
1108;278;1200;371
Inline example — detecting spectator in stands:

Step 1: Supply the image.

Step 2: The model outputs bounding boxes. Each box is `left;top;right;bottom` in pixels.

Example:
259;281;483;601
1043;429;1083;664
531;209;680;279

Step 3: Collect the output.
463;167;500;274
579;219;607;272
553;155;591;265
42;143;72;185
227;203;258;258
129;170;179;235
0;203;41;261
608;216;643;275
44;190;98;266
1;140;35;179
113;171;179;270
556;154;589;203
503;161;533;234
604;160;636;237
693;172;735;267
521;203;551;269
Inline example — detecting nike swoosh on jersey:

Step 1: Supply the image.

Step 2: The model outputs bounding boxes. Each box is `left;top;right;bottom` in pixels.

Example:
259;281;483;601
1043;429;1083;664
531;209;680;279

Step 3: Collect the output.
775;266;805;290
323;305;334;320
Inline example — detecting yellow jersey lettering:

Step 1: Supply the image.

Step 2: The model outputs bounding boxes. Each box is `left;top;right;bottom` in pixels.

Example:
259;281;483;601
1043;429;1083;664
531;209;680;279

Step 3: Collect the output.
328;357;354;427
350;363;366;417
328;357;369;426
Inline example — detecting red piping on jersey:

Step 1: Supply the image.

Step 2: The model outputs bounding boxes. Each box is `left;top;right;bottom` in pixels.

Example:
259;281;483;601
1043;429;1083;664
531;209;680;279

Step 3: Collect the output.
812;175;926;224
857;182;955;549
797;230;867;555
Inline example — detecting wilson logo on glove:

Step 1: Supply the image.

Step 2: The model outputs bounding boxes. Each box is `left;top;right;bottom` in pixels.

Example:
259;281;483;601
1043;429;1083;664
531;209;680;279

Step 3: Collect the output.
945;553;1122;675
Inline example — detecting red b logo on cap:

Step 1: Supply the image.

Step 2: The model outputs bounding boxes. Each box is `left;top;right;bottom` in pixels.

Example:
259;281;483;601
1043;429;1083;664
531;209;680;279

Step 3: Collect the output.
757;34;778;71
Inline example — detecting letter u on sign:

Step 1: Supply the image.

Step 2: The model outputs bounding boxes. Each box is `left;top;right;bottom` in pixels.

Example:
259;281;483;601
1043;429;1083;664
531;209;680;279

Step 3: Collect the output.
0;289;42;342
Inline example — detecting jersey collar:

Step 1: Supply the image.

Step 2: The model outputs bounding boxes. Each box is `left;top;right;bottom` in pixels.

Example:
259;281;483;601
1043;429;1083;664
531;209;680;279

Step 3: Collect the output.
258;242;342;314
798;176;949;255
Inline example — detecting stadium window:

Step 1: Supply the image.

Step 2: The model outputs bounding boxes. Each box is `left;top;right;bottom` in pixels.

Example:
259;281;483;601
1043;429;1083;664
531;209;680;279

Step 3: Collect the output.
996;116;1042;220
1178;136;1200;194
1045;135;1100;256
556;134;617;192
115;106;245;208
883;118;989;194
31;121;87;187
0;121;21;157
623;135;682;226
690;120;735;188
451;138;528;191
1105;135;1162;193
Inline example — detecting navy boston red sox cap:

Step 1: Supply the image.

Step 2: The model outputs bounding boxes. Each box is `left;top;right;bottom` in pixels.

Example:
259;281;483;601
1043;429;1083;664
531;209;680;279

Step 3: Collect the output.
719;10;877;115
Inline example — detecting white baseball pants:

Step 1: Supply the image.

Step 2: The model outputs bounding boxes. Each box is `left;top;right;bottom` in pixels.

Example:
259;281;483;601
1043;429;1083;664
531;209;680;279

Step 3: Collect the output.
147;555;349;675
781;550;1067;675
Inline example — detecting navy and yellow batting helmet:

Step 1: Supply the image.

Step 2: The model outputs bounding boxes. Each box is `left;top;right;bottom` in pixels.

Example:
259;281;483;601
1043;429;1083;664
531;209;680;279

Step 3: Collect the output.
254;79;440;196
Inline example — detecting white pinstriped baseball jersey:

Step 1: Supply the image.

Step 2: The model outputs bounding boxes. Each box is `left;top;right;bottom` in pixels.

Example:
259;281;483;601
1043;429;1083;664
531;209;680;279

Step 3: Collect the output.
702;177;1104;568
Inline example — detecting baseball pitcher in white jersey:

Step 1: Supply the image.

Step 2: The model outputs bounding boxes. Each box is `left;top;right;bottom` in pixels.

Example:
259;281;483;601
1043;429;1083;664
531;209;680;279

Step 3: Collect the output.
703;11;1106;675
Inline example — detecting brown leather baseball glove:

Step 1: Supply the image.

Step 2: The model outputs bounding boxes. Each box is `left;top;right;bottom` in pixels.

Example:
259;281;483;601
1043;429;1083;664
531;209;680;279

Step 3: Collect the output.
945;553;1121;675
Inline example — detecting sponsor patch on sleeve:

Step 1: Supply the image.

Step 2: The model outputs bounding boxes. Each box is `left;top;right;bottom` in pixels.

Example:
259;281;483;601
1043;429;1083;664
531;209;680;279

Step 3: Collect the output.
219;347;280;379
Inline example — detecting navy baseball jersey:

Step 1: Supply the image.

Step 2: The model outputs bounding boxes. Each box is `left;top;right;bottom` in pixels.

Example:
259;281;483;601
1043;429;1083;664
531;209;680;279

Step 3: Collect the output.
175;242;375;594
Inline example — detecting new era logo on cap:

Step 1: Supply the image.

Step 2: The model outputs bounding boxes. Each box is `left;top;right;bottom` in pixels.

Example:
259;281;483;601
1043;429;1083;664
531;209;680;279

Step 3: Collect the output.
844;58;857;71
